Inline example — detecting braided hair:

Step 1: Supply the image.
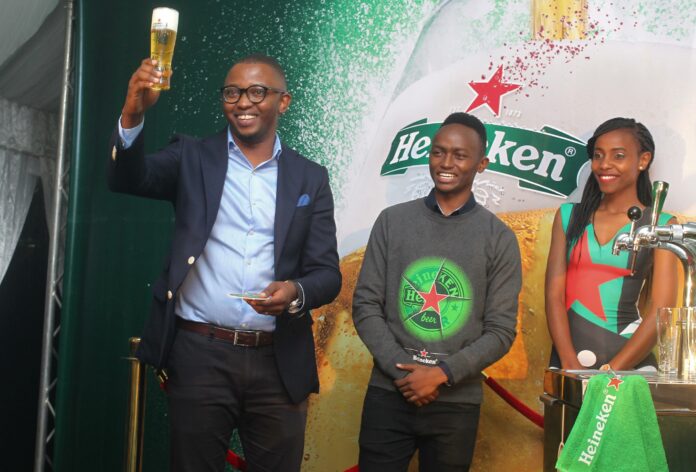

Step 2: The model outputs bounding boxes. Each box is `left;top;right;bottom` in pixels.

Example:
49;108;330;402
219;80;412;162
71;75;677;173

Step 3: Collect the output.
565;117;655;251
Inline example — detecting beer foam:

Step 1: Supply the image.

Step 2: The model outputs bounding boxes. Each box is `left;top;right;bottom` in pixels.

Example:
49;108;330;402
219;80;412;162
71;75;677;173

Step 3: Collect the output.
151;7;179;31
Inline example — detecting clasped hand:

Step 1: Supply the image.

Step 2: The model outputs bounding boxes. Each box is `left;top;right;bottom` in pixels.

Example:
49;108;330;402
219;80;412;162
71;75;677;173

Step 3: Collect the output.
394;363;448;407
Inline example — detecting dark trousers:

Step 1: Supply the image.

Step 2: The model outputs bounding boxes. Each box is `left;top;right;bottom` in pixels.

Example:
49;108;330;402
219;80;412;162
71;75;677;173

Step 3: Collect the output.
359;385;480;472
166;328;308;472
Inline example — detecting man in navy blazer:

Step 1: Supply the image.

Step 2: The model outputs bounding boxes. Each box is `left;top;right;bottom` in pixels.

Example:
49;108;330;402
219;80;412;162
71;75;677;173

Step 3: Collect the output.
108;54;341;472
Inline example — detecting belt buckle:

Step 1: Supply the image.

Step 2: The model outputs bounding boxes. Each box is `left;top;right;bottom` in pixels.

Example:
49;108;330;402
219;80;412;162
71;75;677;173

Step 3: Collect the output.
233;329;261;347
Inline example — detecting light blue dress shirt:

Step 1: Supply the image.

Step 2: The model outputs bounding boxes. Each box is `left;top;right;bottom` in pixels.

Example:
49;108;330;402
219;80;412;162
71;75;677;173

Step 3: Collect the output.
119;120;282;331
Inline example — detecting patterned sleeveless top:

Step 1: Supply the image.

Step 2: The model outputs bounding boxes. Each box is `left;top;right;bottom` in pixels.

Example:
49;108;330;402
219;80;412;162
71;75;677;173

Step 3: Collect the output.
549;203;672;369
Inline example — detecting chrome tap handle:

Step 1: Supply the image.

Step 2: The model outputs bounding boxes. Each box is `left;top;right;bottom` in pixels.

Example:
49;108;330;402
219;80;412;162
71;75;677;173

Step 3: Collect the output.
627;206;642;230
649;181;669;228
626;206;642;274
611;206;643;256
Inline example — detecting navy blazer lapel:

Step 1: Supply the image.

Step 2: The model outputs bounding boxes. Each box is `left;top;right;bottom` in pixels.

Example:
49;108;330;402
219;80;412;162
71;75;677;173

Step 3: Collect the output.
200;129;229;233
275;147;303;266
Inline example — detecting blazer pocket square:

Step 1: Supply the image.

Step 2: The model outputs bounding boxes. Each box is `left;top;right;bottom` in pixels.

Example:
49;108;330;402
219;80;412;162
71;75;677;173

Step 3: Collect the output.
297;194;311;207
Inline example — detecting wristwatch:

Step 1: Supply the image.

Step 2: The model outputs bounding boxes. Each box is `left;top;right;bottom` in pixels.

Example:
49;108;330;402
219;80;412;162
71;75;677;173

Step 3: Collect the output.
286;280;304;315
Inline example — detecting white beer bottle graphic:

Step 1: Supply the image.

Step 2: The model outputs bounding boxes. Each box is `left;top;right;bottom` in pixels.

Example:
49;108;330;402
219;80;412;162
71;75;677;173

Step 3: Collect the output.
338;0;695;254
338;0;585;252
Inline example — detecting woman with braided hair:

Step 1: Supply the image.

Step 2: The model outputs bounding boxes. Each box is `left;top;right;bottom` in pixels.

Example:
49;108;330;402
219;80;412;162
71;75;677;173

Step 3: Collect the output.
545;117;678;371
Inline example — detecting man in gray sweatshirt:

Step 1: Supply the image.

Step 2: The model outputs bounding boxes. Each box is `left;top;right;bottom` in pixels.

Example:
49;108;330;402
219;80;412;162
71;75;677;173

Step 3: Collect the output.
352;112;522;471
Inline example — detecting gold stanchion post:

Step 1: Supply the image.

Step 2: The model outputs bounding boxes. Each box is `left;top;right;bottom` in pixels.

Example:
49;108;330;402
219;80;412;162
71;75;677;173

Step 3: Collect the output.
125;337;146;472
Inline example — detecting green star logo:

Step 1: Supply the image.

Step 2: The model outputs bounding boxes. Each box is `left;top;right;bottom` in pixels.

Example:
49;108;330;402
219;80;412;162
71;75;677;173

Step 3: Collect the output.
399;257;473;341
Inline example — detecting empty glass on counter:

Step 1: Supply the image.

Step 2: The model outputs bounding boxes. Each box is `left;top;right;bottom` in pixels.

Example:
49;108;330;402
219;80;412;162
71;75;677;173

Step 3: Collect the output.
656;306;696;381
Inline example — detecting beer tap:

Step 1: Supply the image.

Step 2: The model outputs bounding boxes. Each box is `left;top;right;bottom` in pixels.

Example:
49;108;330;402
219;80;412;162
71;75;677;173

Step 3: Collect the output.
613;181;696;380
613;206;643;274
617;181;696;307
631;181;669;251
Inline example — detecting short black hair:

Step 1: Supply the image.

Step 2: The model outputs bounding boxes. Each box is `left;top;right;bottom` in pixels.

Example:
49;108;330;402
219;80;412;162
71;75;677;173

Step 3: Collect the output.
440;112;487;156
235;53;287;88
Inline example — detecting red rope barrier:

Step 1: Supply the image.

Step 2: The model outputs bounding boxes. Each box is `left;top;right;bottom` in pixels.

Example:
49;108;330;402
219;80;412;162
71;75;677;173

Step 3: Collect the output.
482;372;544;428
226;450;247;471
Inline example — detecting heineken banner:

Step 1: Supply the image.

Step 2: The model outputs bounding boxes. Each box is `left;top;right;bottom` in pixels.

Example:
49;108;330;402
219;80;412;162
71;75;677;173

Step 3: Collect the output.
56;1;696;471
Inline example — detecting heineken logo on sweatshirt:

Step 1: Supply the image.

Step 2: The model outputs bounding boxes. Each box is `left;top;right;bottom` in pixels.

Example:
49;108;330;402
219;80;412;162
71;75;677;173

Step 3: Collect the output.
399;257;472;341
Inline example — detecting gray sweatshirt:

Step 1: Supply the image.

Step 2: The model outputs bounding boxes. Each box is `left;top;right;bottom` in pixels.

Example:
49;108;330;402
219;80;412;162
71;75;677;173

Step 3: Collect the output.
352;197;522;403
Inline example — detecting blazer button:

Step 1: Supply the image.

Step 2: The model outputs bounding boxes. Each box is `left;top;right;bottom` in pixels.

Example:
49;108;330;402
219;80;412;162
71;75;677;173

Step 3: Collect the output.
167;290;173;300
187;256;195;265
111;146;117;161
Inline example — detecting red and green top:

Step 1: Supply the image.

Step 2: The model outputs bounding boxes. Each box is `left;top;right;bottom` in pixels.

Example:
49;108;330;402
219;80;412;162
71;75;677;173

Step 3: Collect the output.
550;203;673;369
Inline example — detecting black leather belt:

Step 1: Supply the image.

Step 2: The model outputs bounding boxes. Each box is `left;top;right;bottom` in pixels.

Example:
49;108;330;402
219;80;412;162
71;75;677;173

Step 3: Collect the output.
177;318;273;347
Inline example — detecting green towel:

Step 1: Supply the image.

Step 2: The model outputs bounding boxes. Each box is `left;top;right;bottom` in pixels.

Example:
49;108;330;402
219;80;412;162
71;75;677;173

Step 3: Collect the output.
556;374;668;472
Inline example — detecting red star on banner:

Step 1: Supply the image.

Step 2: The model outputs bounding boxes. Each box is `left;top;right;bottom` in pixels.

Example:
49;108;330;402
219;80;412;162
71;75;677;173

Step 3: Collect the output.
607;377;623;391
565;232;631;322
465;65;522;116
419;349;429;357
417;283;449;315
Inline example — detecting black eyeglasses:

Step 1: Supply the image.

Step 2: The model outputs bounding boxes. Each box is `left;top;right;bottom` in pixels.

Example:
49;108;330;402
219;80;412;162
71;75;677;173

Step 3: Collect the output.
219;84;287;104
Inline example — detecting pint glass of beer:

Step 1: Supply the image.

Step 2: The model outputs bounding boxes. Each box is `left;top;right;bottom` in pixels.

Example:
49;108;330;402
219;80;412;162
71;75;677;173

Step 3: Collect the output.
150;7;179;91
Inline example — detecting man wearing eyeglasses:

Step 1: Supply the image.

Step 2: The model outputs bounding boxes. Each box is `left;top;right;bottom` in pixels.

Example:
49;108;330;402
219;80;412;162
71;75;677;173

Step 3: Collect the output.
109;54;341;472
